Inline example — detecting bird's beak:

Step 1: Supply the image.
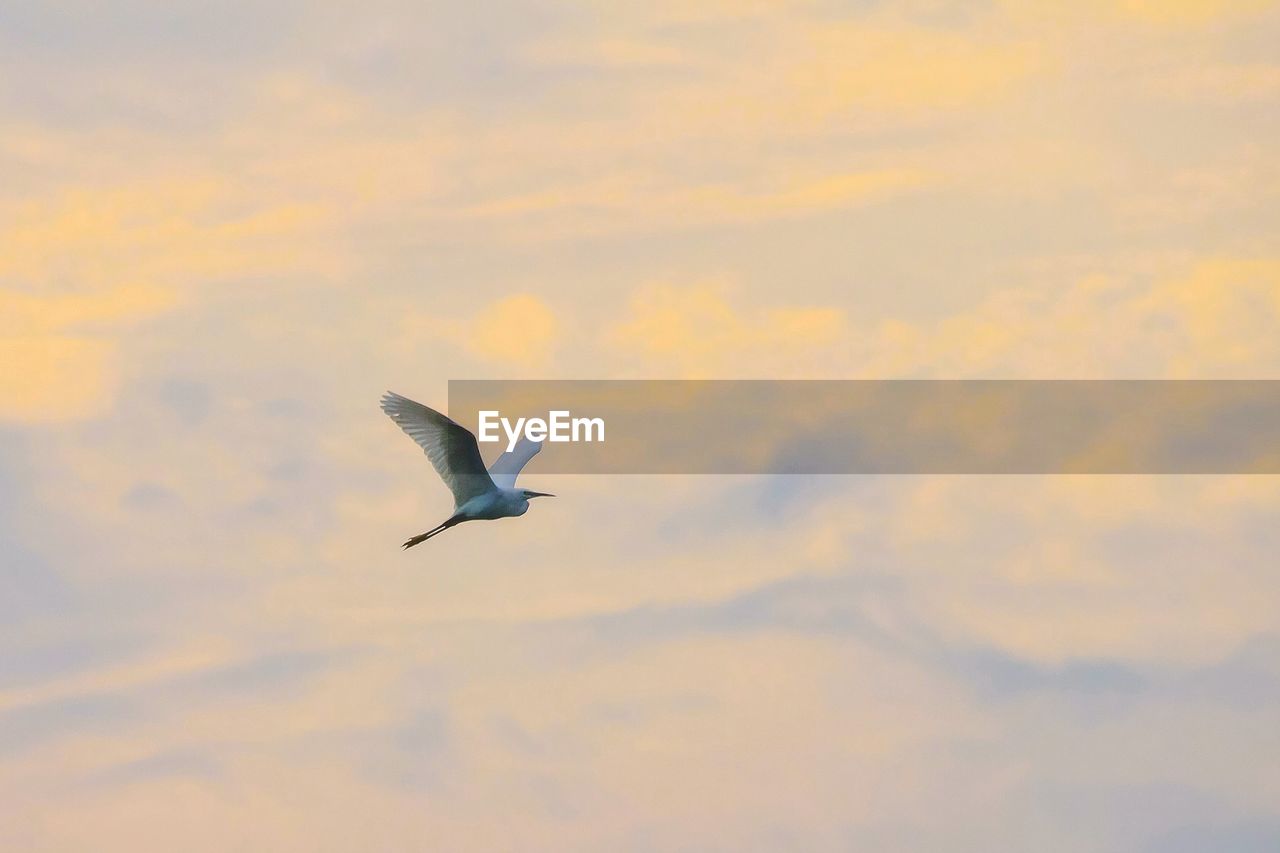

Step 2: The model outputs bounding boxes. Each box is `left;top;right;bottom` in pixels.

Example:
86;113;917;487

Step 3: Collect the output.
526;491;555;498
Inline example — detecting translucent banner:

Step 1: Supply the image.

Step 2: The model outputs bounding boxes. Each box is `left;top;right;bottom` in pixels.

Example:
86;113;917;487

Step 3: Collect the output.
447;380;1280;474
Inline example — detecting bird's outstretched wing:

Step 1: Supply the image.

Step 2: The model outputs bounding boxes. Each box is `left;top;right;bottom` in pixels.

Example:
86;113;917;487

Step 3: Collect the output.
488;435;543;489
380;392;497;506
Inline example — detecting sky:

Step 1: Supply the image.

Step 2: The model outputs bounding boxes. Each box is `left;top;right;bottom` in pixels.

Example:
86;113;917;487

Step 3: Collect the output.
1;0;1279;850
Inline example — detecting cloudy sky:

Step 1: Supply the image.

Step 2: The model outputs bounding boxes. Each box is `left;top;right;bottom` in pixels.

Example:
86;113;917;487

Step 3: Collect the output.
2;1;1279;850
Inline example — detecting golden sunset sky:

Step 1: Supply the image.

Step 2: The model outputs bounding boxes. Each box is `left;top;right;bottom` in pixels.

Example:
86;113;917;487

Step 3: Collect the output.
2;1;1279;850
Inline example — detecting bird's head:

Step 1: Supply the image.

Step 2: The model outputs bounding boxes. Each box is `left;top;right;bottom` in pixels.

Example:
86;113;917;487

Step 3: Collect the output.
521;489;555;500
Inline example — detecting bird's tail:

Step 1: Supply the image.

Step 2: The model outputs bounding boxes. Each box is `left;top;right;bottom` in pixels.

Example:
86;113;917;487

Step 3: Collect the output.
402;515;462;549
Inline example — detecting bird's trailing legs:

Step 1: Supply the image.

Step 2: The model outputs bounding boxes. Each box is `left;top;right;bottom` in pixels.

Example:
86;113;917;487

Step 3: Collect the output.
402;515;463;549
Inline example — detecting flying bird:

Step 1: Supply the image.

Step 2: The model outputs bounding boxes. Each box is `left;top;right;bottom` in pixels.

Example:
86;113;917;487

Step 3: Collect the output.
380;391;554;548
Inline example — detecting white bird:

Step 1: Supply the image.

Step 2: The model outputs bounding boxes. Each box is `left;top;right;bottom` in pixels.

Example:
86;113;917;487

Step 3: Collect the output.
380;391;554;548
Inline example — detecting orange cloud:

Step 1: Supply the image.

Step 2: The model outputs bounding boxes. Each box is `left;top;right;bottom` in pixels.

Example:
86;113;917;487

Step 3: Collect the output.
467;294;560;367
611;281;848;377
0;284;173;422
1001;0;1272;26
413;294;561;370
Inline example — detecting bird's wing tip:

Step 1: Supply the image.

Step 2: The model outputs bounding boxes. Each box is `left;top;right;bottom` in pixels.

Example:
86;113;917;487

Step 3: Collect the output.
380;391;408;413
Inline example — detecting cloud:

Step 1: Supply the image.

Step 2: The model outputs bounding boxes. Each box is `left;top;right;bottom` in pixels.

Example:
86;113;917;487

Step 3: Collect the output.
459;168;931;236
0;284;173;422
611;281;848;377
1;0;1278;848
783;24;1041;115
82;747;223;789
607;258;1280;379
999;0;1274;26
0;181;330;287
0;139;351;423
0;337;119;422
349;708;455;791
579;571;1280;706
1141;819;1280;853
1137;62;1280;101
416;293;561;370
466;294;560;368
0;693;137;759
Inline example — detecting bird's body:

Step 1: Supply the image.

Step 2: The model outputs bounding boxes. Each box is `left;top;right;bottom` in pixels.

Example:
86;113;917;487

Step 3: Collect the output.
460;489;531;521
380;391;553;547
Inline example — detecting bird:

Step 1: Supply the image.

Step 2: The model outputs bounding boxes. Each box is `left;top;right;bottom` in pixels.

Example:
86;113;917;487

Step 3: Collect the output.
380;391;554;548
